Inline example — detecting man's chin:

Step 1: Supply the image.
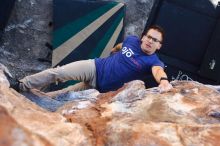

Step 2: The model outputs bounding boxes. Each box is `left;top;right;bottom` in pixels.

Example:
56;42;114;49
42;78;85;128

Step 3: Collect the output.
142;49;152;55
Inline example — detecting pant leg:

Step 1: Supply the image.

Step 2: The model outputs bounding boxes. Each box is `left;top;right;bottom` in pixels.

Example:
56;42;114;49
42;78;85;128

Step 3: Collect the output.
19;59;96;91
43;82;92;97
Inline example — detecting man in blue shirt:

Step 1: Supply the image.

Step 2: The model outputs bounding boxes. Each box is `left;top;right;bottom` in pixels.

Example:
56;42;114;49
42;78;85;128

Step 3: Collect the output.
8;25;173;93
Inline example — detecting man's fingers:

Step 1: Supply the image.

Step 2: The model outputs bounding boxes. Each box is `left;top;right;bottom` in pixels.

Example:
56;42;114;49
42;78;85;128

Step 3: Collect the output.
159;83;173;93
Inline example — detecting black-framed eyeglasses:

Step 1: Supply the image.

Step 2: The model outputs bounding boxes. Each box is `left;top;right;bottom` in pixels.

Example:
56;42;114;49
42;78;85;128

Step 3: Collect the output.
146;35;162;43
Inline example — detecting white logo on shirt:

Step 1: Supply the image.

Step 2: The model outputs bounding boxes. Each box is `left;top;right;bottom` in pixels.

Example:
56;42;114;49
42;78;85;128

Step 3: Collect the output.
122;47;134;57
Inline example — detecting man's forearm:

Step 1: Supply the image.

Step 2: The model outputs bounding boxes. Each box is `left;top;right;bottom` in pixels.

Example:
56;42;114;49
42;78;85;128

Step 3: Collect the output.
152;66;168;83
152;66;173;93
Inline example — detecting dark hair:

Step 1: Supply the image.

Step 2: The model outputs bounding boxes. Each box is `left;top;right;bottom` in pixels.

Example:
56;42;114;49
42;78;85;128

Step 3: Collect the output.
142;25;165;43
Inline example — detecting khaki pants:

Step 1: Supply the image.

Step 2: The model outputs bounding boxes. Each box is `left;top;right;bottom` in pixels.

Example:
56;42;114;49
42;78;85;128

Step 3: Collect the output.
19;59;96;92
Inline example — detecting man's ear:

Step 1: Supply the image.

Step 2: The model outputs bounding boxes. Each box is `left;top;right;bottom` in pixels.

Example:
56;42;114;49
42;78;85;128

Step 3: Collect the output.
157;43;162;50
141;36;144;42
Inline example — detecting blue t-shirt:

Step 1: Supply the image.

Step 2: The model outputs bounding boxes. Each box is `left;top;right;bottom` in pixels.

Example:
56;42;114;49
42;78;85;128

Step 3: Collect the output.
95;35;164;92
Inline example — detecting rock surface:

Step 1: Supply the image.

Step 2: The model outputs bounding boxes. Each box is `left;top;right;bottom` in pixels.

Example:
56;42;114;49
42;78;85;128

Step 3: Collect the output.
1;66;220;146
0;106;52;146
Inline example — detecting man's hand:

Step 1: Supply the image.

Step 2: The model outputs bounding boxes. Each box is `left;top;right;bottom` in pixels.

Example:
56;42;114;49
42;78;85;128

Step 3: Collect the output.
110;43;122;54
158;79;173;93
110;48;118;54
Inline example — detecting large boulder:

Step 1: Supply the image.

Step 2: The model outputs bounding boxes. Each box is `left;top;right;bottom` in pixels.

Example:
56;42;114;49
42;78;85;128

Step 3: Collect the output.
0;66;220;146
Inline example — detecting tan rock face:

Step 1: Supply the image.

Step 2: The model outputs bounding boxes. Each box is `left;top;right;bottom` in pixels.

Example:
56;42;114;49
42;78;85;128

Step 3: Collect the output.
0;66;220;146
0;106;52;146
62;81;220;146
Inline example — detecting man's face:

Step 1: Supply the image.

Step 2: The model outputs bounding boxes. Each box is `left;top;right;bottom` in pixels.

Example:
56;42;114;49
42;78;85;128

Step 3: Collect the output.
141;29;162;55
